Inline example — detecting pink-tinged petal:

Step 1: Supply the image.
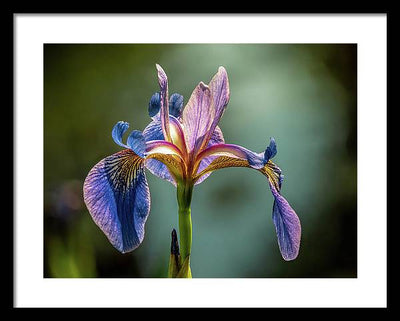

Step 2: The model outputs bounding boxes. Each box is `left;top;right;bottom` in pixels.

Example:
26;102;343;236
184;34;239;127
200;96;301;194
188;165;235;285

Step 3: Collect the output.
169;116;188;157
156;64;171;142
182;67;230;156
145;140;185;160
182;81;212;154
201;67;230;150
195;143;266;174
194;126;225;185
144;140;186;183
142;116;188;185
83;149;150;253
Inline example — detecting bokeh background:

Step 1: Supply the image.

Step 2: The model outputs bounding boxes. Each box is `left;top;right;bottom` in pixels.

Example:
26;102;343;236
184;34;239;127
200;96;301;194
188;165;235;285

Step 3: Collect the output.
44;44;357;278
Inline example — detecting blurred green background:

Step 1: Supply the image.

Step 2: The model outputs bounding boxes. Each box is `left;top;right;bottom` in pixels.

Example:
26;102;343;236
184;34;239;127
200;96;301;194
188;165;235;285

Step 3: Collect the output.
44;44;357;278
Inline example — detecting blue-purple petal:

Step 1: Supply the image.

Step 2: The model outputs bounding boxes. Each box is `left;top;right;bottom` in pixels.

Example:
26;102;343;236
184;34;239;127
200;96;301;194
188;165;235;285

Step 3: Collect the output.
169;93;184;118
127;130;146;158
83;149;151;253
269;182;301;261
112;121;130;148
142;118;175;185
264;137;277;163
148;92;161;118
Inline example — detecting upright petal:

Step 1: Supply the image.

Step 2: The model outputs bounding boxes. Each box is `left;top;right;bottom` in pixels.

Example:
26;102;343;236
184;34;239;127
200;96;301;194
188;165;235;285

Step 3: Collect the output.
156;64;171;142
169;93;184;118
148;92;161;118
83;149;150;253
182;67;230;155
182;81;212;154
148;92;184;119
202;66;230;150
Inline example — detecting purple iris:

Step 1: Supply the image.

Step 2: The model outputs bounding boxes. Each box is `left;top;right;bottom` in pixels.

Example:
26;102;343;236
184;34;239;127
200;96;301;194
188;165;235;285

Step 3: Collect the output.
83;64;301;262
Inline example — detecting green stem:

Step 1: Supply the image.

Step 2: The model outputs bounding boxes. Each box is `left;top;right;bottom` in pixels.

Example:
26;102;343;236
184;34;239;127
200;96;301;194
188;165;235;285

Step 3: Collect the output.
177;182;193;263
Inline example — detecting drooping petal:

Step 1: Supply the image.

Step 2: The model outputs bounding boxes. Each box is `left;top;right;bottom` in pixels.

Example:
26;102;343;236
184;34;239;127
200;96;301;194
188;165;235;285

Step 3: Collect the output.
83;149;150;253
156;64;171;142
269;182;301;261
193;153;301;261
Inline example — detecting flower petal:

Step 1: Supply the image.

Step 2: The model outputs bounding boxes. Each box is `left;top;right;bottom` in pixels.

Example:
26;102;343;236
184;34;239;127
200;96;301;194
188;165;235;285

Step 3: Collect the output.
142;117;175;184
193;154;301;261
195;143;264;172
169;93;184;118
201;66;230;150
144;140;186;183
126;130;146;158
142;116;187;185
112;121;130;148
194;126;225;185
182;67;230;155
146;152;185;184
111;121;147;158
83;149;150;253
264;137;277;163
182;81;212;153
156;64;171;142
148;92;161;118
148;92;184;119
269;182;301;261
195;137;277;173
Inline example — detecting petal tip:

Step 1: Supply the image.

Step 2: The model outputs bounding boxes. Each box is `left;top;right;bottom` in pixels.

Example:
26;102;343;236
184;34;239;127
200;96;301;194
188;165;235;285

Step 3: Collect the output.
155;63;163;71
218;66;227;74
264;137;277;162
156;64;168;88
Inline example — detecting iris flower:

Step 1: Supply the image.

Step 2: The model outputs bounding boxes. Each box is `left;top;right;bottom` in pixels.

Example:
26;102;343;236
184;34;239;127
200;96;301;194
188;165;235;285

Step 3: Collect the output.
83;64;301;277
